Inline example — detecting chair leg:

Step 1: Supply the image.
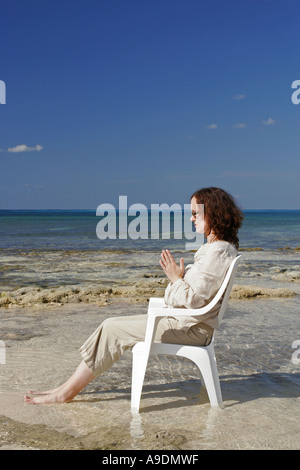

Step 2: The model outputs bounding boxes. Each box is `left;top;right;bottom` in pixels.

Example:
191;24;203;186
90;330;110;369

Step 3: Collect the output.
196;344;222;407
131;341;223;410
131;343;147;412
131;316;161;412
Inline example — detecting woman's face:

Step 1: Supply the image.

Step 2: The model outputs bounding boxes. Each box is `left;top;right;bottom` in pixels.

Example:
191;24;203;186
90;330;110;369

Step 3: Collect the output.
190;196;208;234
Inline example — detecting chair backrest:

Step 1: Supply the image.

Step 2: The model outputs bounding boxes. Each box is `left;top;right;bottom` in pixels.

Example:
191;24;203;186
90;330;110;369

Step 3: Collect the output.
214;254;242;325
170;255;241;325
189;254;241;319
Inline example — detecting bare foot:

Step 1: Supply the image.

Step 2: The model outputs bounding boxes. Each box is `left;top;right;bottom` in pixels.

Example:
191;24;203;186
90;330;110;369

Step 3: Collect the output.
24;392;70;405
25;361;94;405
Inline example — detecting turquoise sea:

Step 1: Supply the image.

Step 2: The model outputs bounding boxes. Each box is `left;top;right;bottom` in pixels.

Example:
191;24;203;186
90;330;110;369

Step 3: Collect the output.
1;209;299;252
0;209;300;292
0;208;299;296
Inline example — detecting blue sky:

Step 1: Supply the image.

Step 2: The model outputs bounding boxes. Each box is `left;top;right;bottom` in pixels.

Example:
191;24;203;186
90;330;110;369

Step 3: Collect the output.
0;0;299;210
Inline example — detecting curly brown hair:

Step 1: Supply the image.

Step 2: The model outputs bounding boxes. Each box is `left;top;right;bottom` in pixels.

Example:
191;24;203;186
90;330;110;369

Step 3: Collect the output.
191;187;244;249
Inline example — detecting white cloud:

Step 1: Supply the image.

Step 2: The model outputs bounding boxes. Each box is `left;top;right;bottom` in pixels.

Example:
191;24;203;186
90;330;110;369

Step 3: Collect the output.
233;94;246;100
262;117;275;125
7;144;43;153
232;123;246;129
206;124;218;129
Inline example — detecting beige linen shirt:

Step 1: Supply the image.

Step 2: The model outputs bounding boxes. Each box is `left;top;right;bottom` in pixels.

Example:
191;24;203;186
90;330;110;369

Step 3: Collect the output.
164;240;237;331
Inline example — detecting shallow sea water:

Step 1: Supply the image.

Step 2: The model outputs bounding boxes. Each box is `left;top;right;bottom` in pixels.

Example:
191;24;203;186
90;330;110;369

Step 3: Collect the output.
0;296;299;450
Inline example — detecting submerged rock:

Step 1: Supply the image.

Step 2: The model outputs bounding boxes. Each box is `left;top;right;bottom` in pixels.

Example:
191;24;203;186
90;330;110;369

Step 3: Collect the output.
230;284;297;299
0;278;297;308
0;279;168;308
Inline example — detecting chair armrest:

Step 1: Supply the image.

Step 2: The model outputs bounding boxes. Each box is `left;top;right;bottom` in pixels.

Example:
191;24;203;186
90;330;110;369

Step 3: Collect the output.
147;303;213;319
143;306;209;356
148;298;212;317
148;297;166;308
144;300;222;366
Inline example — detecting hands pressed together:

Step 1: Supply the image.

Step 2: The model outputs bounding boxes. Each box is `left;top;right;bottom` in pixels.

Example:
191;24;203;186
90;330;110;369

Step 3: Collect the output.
159;249;184;283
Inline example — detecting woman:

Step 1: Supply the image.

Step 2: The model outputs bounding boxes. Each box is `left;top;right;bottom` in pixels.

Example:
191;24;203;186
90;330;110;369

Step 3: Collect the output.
24;187;243;405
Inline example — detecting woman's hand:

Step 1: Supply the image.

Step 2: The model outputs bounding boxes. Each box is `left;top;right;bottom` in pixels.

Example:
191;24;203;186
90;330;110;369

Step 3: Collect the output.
159;249;184;283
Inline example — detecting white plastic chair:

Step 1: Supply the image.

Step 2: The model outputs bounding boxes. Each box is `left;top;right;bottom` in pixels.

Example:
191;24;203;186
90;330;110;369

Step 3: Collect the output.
131;254;242;411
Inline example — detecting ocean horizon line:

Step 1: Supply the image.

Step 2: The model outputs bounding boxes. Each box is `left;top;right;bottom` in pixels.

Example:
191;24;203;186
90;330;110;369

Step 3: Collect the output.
1;208;300;213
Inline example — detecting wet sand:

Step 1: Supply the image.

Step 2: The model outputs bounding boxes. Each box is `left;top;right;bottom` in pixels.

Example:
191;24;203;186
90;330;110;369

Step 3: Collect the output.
1;297;299;450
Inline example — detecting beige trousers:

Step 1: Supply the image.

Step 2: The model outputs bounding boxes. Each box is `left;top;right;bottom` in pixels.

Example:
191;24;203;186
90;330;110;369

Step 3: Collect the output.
79;314;213;378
